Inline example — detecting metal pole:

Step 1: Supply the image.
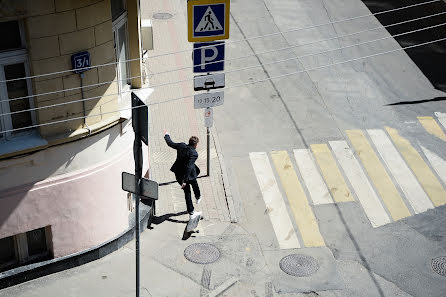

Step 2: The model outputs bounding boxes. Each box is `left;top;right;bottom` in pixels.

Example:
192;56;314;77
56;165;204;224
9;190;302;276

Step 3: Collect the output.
207;127;210;176
133;130;142;297
80;73;86;125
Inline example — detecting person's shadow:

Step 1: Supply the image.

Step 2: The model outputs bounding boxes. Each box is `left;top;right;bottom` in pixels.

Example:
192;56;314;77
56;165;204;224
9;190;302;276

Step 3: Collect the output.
149;211;199;241
150;211;188;227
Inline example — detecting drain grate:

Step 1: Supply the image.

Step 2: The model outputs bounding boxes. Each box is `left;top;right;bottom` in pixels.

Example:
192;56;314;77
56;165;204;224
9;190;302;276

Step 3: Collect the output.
184;243;220;264
279;254;319;277
153;13;173;20
432;256;446;276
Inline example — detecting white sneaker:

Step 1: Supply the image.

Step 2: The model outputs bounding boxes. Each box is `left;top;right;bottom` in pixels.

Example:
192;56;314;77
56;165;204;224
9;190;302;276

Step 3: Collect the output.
196;196;201;204
189;211;202;220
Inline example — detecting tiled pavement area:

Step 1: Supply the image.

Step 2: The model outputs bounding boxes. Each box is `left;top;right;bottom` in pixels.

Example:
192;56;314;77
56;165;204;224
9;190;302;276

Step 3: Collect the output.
142;0;234;233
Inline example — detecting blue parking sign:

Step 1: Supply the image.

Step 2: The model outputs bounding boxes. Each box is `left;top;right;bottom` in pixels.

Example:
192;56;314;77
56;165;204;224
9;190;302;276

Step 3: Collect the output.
193;42;225;73
188;0;230;42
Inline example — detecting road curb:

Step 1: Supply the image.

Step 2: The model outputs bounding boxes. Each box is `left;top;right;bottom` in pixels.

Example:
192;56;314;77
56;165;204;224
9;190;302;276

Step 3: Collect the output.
211;126;237;223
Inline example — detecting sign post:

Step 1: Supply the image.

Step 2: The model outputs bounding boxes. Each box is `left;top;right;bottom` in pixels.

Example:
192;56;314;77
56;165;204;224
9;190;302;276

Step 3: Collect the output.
204;108;213;176
188;0;230;177
131;92;148;297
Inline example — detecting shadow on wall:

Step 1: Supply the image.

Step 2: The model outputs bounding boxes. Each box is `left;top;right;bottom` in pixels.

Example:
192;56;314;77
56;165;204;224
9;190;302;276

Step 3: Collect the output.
0;123;132;227
0;0;131;228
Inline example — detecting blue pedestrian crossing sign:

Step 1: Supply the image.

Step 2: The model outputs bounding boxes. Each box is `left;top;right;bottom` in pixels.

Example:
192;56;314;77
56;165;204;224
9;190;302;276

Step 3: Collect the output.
188;0;230;42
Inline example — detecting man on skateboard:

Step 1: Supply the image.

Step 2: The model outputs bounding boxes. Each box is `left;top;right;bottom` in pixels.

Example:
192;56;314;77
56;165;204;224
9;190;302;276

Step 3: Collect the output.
164;131;202;231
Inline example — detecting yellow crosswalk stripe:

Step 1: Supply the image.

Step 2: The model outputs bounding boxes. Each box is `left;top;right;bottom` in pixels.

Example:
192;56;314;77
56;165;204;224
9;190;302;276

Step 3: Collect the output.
417;116;446;141
271;150;325;247
346;130;410;221
386;127;446;207
310;144;354;203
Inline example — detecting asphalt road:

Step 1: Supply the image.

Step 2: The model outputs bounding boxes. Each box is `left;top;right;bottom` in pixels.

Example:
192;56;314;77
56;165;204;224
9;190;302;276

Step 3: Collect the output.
214;0;446;296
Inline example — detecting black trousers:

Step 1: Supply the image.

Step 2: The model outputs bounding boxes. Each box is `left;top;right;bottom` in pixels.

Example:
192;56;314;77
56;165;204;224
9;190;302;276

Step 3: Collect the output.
182;179;201;215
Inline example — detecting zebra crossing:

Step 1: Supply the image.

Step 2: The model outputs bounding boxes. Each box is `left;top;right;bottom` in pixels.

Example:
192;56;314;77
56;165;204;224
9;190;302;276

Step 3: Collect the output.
249;114;446;249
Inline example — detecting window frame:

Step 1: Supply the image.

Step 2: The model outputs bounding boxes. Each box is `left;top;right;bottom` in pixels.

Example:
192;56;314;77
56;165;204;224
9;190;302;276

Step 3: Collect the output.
0;53;36;140
112;11;131;99
0;236;18;272
0;227;52;272
111;0;127;22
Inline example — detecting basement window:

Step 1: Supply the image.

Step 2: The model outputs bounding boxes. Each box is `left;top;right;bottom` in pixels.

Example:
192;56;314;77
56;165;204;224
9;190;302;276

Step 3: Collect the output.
0;236;17;272
0;226;52;273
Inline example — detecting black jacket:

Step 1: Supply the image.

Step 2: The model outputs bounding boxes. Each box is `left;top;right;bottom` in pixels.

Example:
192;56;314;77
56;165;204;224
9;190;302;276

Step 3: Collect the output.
164;134;200;183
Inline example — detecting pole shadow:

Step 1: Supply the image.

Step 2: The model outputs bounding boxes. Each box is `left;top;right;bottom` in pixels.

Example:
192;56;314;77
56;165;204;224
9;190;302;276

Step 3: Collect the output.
386;97;446;106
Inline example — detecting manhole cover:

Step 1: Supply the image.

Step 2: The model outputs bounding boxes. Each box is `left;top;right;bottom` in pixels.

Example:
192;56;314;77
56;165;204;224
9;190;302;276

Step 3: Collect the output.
184;243;220;264
432;256;446;276
279;254;319;277
153;13;173;20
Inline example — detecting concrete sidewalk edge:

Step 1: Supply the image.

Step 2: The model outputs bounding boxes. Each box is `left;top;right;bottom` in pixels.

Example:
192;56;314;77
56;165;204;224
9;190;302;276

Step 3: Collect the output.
211;126;237;223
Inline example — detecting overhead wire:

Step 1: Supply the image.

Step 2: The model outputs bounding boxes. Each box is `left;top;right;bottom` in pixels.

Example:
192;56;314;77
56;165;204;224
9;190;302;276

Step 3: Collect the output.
0;0;441;83
1;21;445;118
2;36;445;134
3;10;446;105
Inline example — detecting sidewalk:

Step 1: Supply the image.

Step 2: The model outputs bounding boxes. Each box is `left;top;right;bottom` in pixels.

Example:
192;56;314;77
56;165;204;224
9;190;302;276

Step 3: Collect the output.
144;0;235;229
0;0;245;295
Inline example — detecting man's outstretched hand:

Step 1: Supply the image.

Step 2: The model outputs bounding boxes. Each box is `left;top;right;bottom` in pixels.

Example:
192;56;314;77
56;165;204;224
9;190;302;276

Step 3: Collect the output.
163;129;169;136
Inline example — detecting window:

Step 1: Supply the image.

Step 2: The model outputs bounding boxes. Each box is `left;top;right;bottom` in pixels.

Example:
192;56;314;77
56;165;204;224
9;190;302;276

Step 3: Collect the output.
26;228;48;257
0;57;35;139
0;227;52;273
111;0;126;21
0;20;23;52
0;236;17;272
0;20;35;140
112;8;130;95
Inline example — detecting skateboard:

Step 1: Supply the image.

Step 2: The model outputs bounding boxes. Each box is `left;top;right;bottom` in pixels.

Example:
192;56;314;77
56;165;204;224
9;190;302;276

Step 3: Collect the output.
186;213;201;233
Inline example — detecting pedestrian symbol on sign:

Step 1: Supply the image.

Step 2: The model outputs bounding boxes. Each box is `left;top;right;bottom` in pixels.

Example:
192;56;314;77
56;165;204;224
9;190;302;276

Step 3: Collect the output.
188;0;230;42
195;7;223;32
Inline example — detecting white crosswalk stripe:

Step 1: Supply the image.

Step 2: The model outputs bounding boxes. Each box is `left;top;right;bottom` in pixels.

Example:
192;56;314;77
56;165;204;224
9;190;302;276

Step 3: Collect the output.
421;145;446;186
368;129;434;214
434;112;446;131
329;140;391;227
249;152;301;249
247;116;446;246
293;149;334;205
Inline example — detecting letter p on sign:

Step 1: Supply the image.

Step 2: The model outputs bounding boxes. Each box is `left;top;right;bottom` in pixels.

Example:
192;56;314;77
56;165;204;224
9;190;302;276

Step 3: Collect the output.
193;41;225;73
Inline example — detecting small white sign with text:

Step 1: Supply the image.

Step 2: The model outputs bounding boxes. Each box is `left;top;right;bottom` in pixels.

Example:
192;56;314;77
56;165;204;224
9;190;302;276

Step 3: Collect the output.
194;91;224;109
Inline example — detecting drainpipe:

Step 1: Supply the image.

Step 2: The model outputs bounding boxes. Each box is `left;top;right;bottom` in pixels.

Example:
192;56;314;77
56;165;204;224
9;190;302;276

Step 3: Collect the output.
79;73;91;135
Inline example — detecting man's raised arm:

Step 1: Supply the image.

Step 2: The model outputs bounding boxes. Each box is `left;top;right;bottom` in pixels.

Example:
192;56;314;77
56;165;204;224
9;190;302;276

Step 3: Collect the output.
163;130;180;149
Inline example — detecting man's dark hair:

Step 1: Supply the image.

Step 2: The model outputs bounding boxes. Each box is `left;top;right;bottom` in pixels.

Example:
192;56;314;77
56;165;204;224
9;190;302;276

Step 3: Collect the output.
189;136;199;146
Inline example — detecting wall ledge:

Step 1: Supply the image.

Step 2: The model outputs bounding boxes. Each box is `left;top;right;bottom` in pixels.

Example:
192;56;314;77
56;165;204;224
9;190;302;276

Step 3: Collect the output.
0;116;123;161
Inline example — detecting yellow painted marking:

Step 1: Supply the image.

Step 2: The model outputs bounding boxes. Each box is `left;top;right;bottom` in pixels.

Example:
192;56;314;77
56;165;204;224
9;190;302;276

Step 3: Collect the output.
310;144;354;203
417;116;446;141
271;151;325;247
386;127;446;206
346;130;410;221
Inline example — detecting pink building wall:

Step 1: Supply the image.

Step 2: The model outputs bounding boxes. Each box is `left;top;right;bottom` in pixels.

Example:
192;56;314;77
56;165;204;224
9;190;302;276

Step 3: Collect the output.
0;145;132;257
